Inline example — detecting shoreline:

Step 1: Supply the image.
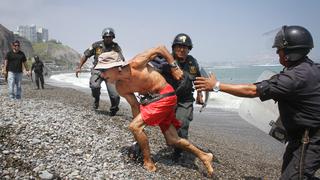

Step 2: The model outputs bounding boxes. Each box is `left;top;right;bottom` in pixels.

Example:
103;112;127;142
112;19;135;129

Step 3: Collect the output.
0;79;284;179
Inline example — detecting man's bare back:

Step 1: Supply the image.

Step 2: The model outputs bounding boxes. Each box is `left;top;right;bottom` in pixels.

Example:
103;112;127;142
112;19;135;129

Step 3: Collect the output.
117;64;168;95
110;46;182;96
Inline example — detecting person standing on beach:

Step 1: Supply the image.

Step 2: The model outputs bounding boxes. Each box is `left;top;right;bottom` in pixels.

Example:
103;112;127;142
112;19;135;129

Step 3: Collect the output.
31;55;45;89
95;45;214;176
4;40;30;100
168;33;204;160
76;27;124;115
195;25;320;179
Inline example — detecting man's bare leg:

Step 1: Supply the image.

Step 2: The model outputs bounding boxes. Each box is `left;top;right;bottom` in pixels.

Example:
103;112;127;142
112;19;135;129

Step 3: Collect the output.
129;114;156;172
164;125;214;176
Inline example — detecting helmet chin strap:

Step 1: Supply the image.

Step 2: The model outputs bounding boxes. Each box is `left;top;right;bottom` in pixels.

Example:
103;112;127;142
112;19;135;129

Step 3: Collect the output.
284;49;310;62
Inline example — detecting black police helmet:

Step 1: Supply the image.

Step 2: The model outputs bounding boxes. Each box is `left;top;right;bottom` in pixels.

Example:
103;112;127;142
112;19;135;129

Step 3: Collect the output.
102;28;115;38
272;25;313;50
172;33;193;50
34;55;39;60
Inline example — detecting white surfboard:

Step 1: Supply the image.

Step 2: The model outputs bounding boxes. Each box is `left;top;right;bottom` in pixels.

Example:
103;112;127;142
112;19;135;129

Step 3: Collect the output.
238;70;286;143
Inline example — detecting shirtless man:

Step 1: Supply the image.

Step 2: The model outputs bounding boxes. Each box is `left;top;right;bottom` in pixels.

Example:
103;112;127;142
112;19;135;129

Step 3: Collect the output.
95;45;214;176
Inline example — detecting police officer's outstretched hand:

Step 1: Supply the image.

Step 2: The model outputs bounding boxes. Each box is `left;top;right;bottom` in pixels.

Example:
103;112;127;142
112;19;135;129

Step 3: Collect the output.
194;73;217;91
75;67;81;78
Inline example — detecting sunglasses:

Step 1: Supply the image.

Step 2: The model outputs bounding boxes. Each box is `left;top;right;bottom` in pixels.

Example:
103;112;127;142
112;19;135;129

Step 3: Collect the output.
13;44;20;47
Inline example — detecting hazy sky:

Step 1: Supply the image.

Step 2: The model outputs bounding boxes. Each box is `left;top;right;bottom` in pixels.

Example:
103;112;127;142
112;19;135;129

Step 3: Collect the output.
1;0;320;65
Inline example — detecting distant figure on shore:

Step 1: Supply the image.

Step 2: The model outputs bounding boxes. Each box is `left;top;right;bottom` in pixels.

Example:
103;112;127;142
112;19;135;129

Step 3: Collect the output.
31;55;45;89
94;45;214;176
4;40;30;100
76;27;124;115
195;25;320;179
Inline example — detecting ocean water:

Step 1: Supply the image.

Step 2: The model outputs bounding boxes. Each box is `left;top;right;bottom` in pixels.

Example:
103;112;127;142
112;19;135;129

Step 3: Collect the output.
48;65;283;112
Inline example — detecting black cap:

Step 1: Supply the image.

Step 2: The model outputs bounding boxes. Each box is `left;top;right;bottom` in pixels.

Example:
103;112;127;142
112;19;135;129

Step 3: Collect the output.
172;33;193;50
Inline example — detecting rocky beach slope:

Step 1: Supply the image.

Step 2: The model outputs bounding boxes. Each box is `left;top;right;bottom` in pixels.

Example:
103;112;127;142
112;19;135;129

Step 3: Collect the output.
0;80;284;179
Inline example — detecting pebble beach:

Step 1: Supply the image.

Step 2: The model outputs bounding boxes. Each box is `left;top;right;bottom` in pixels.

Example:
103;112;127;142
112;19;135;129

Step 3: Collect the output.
0;79;285;179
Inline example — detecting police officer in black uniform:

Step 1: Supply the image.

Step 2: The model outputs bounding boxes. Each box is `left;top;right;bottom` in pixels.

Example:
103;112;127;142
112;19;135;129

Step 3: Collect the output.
76;28;124;115
194;25;320;179
167;33;204;160
31;55;45;89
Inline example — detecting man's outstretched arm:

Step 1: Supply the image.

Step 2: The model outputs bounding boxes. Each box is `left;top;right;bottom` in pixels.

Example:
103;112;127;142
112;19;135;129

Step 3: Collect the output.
76;56;88;77
132;45;183;80
194;73;259;98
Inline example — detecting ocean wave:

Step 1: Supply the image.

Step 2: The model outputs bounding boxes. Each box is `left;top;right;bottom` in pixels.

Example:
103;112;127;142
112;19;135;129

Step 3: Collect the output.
251;64;281;67
206;65;238;69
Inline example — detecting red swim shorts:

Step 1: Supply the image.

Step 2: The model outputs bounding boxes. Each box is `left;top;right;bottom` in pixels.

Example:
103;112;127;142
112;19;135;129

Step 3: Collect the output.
140;84;182;133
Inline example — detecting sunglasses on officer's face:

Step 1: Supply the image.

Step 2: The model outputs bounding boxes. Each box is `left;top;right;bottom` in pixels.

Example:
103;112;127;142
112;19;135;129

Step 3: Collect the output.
13;44;20;47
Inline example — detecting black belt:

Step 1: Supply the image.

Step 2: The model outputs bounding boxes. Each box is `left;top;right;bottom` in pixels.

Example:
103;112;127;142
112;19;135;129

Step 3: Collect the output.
139;92;176;106
290;128;320;141
309;128;320;137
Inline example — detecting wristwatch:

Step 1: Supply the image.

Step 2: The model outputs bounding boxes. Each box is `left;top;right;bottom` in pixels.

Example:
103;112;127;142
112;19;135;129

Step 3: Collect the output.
213;81;220;92
169;61;179;69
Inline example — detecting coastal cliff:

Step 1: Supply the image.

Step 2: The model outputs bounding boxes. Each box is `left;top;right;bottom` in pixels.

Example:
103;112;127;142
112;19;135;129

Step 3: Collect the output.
0;24;81;71
0;24;34;61
32;41;81;70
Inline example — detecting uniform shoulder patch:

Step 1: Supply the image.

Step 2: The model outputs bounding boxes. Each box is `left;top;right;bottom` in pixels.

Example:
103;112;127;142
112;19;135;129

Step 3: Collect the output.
92;41;103;48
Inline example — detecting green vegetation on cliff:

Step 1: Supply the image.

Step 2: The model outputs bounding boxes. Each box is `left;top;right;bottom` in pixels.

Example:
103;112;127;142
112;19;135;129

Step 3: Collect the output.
32;40;81;70
33;40;66;62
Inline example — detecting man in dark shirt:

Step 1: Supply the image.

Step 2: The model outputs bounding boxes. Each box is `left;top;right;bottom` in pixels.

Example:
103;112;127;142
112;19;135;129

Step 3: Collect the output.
75;27;124;115
195;25;320;179
4;40;30;99
31;55;45;89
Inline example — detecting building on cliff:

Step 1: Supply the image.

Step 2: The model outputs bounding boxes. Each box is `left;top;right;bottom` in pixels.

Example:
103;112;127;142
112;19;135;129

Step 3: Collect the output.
16;25;49;43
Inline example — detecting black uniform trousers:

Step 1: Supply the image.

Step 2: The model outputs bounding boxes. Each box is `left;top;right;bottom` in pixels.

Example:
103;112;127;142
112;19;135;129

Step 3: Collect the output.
34;72;44;89
89;69;120;111
281;135;320;179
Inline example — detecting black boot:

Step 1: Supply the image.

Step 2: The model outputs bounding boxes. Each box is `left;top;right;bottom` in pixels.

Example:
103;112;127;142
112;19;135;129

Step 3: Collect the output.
172;148;183;162
109;107;119;116
128;142;142;160
93;99;99;110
